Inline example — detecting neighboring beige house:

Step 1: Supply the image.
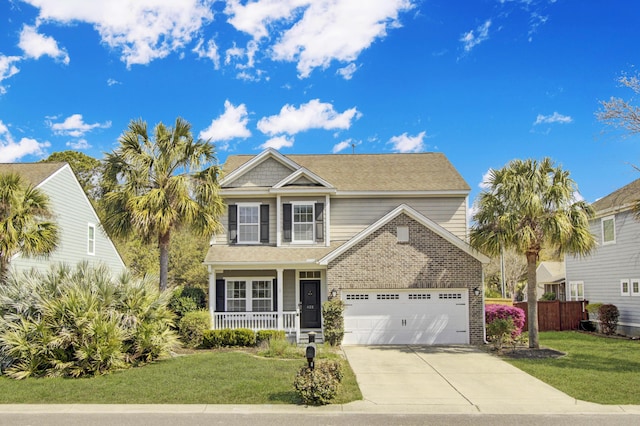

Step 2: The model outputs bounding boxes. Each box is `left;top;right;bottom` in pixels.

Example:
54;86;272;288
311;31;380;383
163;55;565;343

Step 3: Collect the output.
1;162;126;277
204;148;489;344
536;261;566;301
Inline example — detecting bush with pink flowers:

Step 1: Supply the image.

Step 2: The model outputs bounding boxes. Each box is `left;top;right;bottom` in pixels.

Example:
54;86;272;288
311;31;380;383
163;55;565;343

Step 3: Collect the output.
485;304;526;337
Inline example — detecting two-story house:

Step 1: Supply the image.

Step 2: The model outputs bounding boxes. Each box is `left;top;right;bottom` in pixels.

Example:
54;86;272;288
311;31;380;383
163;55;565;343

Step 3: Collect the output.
1;162;126;277
566;178;640;337
203;149;488;344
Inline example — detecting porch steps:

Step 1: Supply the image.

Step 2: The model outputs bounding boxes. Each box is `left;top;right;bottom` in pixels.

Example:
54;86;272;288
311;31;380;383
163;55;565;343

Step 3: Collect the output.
298;329;324;344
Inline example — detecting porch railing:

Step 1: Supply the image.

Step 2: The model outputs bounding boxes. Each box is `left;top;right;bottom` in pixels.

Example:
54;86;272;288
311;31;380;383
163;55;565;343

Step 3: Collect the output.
213;311;298;334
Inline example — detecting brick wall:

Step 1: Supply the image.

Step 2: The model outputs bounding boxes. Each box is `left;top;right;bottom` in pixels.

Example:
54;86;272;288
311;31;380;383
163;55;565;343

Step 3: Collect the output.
327;213;484;344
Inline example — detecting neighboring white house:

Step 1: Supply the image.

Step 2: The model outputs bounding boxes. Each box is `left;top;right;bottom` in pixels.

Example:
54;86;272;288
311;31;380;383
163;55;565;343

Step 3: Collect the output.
0;162;126;277
536;261;566;301
566;178;640;337
203;148;489;345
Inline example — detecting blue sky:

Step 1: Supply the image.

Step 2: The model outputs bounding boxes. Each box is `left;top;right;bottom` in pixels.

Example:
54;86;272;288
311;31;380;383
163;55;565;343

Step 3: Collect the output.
1;0;639;205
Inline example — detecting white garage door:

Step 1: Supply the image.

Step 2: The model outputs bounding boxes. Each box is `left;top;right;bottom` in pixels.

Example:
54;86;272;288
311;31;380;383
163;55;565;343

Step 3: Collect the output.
342;289;469;345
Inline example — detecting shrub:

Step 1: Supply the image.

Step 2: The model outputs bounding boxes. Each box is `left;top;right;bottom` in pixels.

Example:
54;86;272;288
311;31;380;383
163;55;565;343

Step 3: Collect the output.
598;304;619;335
256;329;286;345
258;335;302;358
586;303;603;320
486;318;515;351
234;328;257;347
180;287;207;308
178;310;211;348
201;328;258;348
540;292;557;301
168;286;207;319
293;360;343;405
485;304;525;337
322;298;345;346
0;263;177;379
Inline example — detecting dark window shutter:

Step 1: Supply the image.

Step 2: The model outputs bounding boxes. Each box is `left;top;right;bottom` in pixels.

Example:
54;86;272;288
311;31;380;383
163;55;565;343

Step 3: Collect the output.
283;203;292;242
215;279;225;312
228;205;237;243
315;202;324;242
272;278;278;311
260;204;269;243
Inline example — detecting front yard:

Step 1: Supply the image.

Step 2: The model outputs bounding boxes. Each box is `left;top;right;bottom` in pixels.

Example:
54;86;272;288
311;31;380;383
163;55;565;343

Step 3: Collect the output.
504;331;640;405
0;349;362;405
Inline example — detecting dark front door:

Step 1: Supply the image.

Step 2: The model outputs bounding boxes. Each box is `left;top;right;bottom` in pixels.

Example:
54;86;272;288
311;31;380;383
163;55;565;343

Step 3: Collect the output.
301;280;321;328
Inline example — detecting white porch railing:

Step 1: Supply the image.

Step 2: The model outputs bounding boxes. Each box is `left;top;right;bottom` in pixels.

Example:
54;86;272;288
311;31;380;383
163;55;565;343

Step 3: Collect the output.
213;311;298;334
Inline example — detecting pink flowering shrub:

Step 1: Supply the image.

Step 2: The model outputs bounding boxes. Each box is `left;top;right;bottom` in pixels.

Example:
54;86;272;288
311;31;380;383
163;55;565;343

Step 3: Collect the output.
485;304;525;337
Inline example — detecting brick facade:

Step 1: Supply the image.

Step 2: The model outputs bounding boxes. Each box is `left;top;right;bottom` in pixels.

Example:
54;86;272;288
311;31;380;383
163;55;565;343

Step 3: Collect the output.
327;213;485;344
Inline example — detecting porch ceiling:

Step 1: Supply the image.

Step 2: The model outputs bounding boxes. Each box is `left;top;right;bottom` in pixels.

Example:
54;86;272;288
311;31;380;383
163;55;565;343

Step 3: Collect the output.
204;242;344;267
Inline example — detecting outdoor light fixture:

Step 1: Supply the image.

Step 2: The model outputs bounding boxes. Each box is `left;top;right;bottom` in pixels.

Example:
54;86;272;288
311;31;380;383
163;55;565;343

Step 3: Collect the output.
330;288;338;299
473;287;481;297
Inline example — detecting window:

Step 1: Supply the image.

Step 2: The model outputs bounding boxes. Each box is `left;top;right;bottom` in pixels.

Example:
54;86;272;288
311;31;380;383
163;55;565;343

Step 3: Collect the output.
293;203;314;242
226;279;273;312
602;216;615;245
87;224;96;255
238;205;259;243
299;271;321;279
632;279;640;297
568;281;584;301
621;279;630;296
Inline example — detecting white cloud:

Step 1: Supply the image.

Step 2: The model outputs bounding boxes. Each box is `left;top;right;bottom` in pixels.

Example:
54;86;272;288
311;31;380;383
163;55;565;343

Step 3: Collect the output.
193;38;220;69
66;138;91;150
22;0;214;67
227;0;414;78
332;139;352;153
388;131;426;153
533;111;573;125
0;55;21;94
49;114;112;137
0;120;50;162
336;63;357;80
199;100;251;150
479;169;494;190
260;135;294;150
460;19;491;52
18;25;70;65
257;99;361;136
107;78;121;86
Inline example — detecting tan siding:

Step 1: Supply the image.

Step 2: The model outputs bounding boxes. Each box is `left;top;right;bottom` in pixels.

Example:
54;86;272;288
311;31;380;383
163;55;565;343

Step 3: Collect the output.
330;197;467;241
283;270;297;311
215;197;276;245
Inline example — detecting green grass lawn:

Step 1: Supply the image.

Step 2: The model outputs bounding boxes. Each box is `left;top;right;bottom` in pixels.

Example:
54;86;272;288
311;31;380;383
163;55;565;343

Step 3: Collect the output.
0;350;362;405
505;331;640;405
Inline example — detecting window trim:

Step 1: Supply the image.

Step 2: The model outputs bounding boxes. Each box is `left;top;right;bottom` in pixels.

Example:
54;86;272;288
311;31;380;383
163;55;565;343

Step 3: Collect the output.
631;279;640;297
225;277;273;312
601;215;616;245
237;203;260;244
621;279;631;296
291;202;315;243
568;281;584;301
87;223;96;255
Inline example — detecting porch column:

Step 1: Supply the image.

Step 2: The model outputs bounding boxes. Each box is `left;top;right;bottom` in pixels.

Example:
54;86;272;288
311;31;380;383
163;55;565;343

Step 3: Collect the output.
277;268;284;329
208;266;216;329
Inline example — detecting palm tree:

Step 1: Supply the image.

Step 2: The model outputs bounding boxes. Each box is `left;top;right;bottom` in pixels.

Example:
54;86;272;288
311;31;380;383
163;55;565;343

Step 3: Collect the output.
0;173;59;281
101;117;224;291
470;158;595;348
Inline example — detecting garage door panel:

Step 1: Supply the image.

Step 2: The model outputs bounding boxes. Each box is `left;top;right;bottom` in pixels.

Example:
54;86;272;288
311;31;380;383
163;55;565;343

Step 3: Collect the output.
342;290;469;345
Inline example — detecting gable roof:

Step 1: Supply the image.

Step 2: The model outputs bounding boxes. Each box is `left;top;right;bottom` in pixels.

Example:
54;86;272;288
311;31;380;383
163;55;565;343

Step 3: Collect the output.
318;204;489;265
222;150;470;193
592;178;640;215
536;261;565;284
0;162;67;187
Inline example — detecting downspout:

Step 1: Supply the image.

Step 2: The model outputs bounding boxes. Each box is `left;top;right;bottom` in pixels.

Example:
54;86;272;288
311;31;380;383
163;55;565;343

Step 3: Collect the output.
482;268;488;344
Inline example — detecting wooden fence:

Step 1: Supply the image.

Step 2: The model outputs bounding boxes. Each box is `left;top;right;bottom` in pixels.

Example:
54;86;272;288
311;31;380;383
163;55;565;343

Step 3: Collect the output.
513;300;589;332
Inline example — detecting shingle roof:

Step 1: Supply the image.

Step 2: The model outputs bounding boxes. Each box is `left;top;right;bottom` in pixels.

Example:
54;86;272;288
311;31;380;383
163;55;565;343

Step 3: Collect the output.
204;242;344;265
592;178;640;213
222;152;470;192
0;163;66;186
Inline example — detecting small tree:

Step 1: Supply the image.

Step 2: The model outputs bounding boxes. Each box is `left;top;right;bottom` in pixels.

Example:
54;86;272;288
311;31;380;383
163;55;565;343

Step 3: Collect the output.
322;298;345;346
598;304;619;335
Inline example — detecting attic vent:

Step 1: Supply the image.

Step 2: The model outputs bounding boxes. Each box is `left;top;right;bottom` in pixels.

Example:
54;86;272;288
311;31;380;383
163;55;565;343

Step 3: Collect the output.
397;226;409;243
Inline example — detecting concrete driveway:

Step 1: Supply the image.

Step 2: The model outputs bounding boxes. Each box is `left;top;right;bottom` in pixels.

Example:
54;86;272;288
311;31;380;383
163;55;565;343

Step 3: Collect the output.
341;345;612;414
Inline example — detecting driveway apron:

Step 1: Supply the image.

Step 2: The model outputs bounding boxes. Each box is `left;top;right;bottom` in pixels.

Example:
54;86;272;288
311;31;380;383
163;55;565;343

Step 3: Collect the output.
342;345;578;411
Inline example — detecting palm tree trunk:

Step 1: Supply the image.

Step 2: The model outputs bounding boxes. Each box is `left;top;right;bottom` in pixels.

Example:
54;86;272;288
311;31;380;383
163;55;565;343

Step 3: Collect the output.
158;230;170;292
526;252;539;348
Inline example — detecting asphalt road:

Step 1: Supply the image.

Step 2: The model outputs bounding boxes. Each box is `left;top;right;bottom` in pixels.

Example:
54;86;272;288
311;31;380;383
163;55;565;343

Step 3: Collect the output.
1;413;639;426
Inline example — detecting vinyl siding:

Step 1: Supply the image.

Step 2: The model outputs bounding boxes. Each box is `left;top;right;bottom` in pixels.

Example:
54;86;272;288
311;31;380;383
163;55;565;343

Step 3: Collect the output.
9;166;126;276
228;157;293;187
330;197;467;241
565;209;640;335
216;197;276;245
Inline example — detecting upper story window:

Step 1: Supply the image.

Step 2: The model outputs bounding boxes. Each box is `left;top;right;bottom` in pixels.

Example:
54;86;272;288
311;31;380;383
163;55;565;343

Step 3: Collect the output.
87;223;96;255
293;203;314;242
602;216;615;245
568;281;584;301
228;204;269;244
238;204;260;243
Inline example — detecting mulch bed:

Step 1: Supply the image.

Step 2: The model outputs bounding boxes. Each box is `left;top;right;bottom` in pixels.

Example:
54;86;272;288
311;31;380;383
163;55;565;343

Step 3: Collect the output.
500;347;566;359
